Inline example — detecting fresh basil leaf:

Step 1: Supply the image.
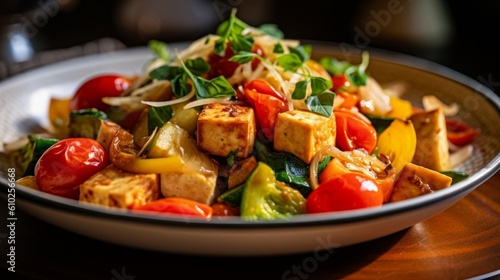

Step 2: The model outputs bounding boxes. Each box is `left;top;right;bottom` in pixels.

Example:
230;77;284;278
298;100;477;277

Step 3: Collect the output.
273;42;284;54
148;40;169;61
185;58;210;76
149;65;183;80
213;9;252;56
259;24;284;39
194;75;236;99
170;73;190;98
292;80;309;100
277;53;303;71
229;51;257;64
305;90;335;117
289;45;311;63
319;57;350;76
441;171;469;185
148;106;173;134
310;76;332;96
214;37;227;57
345;66;368;87
366;115;395;134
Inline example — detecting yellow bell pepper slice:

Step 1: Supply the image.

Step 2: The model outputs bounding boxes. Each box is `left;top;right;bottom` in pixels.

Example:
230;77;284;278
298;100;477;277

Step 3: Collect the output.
386;96;413;120
377;119;416;175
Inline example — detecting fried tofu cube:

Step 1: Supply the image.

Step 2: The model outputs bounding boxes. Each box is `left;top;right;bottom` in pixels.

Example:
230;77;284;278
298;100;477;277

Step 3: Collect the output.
273;110;336;164
410;108;450;171
80;165;159;209
389;162;452;202
197;103;256;158
160;171;219;205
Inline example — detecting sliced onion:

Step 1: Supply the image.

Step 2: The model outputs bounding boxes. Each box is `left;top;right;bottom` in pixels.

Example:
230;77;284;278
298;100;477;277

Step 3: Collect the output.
422;95;459;116
358;77;392;116
449;144;473;169
183;97;245;109
141;83;195;107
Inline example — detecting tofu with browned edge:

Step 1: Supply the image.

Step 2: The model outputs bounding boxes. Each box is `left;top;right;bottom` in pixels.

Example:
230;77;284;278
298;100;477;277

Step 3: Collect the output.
197;103;256;158
389;162;452;202
273;110;336;164
80;165;159;208
410;108;450;171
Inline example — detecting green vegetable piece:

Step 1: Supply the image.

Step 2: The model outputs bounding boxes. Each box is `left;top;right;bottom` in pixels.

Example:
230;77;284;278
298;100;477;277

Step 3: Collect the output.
218;183;245;207
214;8;253;56
253;140;312;197
441;171;469;185
240;162;306;221
366;115;395;134
148;40;169;61
258;24;284;39
305;90;335;117
148;106;174;135
6;135;59;177
68;109;108;139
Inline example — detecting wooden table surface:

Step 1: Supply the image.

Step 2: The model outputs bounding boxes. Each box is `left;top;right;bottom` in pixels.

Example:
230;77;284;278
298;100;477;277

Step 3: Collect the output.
1;172;499;280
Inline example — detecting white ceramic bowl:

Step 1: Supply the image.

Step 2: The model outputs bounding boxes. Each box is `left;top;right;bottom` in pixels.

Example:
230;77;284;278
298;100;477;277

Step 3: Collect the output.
1;43;499;256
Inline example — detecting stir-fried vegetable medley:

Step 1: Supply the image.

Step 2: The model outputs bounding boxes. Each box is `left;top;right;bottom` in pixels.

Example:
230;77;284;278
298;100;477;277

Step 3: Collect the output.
3;10;478;220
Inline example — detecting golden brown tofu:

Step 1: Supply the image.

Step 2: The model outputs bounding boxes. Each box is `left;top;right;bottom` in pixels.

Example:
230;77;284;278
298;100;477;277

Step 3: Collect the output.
273;110;336;164
410;108;450;171
197;103;256;158
80;165;159;209
228;156;258;189
160;171;218;205
389;162;452;202
96;119;121;153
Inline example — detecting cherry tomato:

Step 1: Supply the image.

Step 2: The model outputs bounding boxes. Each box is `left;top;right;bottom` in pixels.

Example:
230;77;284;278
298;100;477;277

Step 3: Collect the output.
69;74;132;112
34;138;109;200
319;157;395;203
208;42;264;78
211;202;240;216
244;79;288;140
446;119;479;146
132;197;213;219
334;109;377;154
331;74;351;91
306;173;383;213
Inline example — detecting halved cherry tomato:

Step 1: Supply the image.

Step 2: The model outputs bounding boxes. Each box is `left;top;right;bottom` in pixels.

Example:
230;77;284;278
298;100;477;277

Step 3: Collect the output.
334;109;377;154
332;74;351;91
69;74;132;112
132;197;212;219
244;79;288;140
211;202;240;216
208;42;264;78
307;173;383;213
34;138;109;200
446;119;479;146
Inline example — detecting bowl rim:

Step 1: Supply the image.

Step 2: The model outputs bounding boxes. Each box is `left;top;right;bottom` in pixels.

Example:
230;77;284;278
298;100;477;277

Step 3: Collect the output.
1;41;499;229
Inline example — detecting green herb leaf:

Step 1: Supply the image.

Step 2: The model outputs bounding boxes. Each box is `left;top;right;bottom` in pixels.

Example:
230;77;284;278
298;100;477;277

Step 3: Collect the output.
226;149;240;166
305;90;335;117
317;155;332;175
193;75;236;99
292;80;309;100
441;171;469;185
289;45;311;63
184;57;210;76
149;65;183;80
273;42;284;54
148;106;174;134
319;57;351;76
277;53;303;71
258;24;284;39
214;8;253;56
310;76;332;96
170;73;190;98
228;51;258;64
148;40;169;61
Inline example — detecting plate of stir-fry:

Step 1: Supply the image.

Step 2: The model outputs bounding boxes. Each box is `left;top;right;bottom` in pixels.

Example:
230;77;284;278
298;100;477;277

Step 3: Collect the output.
1;10;499;255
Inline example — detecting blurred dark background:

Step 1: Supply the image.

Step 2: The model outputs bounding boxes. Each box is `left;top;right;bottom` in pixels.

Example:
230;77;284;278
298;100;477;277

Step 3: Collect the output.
1;0;499;94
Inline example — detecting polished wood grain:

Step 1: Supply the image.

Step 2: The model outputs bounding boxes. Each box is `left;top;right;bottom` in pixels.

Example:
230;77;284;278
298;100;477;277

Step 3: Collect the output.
1;173;499;280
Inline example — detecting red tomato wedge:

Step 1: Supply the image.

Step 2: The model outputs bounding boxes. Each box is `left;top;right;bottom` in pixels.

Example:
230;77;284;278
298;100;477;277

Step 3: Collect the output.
446;118;479;146
69;74;132;112
307;173;383;213
244;79;288;140
34;138;109;200
334;109;377;154
132;197;213;219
